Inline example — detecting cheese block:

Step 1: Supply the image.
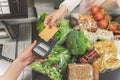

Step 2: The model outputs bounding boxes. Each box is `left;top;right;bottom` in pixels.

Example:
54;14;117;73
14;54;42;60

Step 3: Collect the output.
39;26;59;42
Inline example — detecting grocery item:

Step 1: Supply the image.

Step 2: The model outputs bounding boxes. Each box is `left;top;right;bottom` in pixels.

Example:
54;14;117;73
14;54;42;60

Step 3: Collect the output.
95;28;114;41
97;19;108;29
36;13;71;45
90;5;99;14
68;64;94;80
80;49;99;64
66;30;88;56
31;45;71;80
94;12;104;21
70;13;98;32
108;22;118;31
82;30;97;44
93;41;120;72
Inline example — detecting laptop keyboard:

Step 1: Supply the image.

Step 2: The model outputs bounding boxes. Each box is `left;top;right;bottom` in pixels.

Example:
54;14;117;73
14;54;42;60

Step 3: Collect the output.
0;0;10;14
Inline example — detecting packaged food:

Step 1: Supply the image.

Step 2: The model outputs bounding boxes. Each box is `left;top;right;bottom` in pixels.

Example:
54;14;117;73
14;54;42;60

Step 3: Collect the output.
114;40;120;60
70;13;98;31
80;49;99;64
93;41;120;72
68;64;94;80
95;28;114;41
83;30;97;44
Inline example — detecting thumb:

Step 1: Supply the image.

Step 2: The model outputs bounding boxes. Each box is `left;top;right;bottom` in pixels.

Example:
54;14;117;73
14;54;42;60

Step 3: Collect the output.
28;40;37;50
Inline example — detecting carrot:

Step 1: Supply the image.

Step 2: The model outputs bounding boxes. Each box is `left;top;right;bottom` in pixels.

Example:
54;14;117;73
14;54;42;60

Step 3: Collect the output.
113;30;120;34
93;65;99;80
114;35;120;39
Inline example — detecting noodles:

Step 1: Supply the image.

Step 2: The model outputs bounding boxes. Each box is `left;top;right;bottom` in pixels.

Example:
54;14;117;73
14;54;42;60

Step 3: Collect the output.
93;41;120;72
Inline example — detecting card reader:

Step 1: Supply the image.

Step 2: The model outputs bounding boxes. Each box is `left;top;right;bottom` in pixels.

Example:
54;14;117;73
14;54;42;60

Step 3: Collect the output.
32;39;56;59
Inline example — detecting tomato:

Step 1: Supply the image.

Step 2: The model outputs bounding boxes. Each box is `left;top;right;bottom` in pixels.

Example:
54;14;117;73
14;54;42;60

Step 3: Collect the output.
108;22;118;31
94;12;104;21
91;5;99;14
97;19;108;29
80;57;88;63
99;7;107;15
103;14;112;21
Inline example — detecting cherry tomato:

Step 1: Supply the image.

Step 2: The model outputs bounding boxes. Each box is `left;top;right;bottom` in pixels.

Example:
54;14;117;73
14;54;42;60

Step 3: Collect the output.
99;7;107;15
91;5;99;14
108;22;118;31
103;14;112;21
80;57;88;63
97;19;108;29
94;12;104;21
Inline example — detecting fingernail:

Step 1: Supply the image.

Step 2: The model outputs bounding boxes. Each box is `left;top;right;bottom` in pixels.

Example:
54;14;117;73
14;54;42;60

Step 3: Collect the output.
49;25;52;29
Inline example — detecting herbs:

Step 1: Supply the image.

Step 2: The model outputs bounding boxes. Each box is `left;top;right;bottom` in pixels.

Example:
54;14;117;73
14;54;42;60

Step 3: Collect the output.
31;45;71;80
54;19;71;45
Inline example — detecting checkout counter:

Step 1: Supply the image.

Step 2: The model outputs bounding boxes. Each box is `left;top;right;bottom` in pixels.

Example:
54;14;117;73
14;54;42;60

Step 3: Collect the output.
0;0;120;80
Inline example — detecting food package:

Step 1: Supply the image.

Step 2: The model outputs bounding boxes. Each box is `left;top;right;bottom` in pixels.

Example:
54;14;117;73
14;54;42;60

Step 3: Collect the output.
68;64;94;80
93;41;120;72
83;30;97;44
70;13;98;31
95;28;114;41
114;40;120;60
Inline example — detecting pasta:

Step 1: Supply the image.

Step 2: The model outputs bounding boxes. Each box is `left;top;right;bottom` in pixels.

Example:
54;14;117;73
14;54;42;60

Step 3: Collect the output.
93;41;120;72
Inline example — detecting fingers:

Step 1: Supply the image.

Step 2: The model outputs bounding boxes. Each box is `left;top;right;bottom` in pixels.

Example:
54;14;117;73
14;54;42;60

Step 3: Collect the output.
35;58;47;62
28;40;37;50
44;15;52;27
44;14;60;27
51;17;59;26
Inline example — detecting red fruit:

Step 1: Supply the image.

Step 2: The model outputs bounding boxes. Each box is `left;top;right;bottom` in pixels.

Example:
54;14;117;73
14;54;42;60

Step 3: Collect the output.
108;22;118;31
99;7;107;15
80;57;88;63
91;5;99;14
103;14;112;21
94;12;104;21
97;19;108;29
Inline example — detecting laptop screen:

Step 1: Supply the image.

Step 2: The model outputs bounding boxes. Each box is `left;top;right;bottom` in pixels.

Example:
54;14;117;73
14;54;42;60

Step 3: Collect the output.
0;0;28;19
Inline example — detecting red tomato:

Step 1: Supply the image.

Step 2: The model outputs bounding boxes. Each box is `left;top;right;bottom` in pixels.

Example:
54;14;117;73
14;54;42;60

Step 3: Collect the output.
91;5;99;14
103;14;112;21
80;57;88;63
108;22;118;31
97;19;108;29
94;12;104;21
99;7;107;15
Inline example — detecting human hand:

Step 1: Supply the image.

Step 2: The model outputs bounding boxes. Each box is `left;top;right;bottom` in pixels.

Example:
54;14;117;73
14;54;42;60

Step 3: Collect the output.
17;40;37;67
44;5;68;27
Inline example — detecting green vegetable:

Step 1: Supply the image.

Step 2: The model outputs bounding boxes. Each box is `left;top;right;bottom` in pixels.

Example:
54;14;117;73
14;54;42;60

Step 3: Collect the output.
31;45;71;80
54;20;71;45
66;30;88;56
36;13;47;33
36;13;70;45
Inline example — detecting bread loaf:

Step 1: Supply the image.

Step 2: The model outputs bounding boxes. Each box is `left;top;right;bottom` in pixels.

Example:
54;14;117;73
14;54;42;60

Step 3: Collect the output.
68;64;94;80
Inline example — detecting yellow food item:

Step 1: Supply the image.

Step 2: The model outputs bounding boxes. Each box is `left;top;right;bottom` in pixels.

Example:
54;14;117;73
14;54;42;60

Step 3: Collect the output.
39;26;59;42
93;41;120;72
